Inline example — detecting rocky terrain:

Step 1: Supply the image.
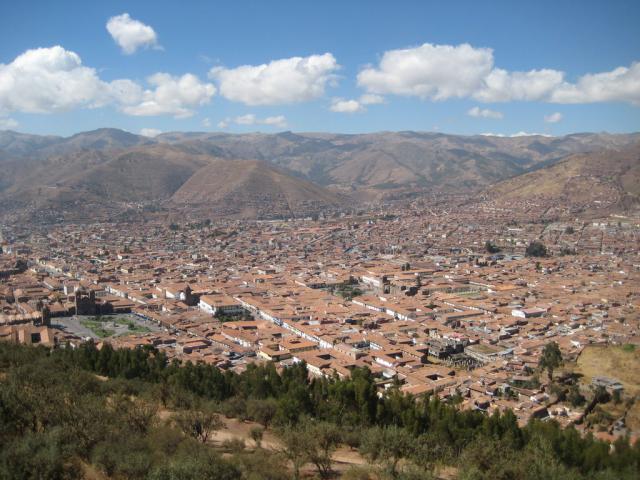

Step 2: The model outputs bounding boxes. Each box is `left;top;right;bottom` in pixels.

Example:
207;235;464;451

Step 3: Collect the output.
487;143;640;213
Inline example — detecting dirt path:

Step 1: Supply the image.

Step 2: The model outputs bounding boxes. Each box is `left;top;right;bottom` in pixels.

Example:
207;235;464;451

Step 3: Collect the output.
160;411;368;469
212;417;367;466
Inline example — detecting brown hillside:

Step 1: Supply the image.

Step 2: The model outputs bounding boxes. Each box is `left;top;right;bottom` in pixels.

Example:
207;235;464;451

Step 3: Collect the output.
171;159;344;218
488;143;640;209
3;145;213;205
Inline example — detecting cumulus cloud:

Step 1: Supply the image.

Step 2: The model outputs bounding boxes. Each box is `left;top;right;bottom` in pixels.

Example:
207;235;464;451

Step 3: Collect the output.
544;112;563;123
467;106;503;119
330;94;386;114
106;13;160;54
210;53;339;105
357;42;640;106
0;46;215;119
261;115;287;128
550;62;640;105
202;117;211;128
219;114;287;129
358;43;494;100
122;73;215;118
330;98;363;113
139;128;162;137
0;46;123;113
473;68;565;102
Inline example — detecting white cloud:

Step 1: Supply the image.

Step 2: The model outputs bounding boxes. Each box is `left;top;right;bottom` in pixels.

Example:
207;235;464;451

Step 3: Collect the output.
330;98;363;113
550;62;640;105
544;112;563;123
0;46;216;119
0;46;216;118
510;131;553;137
330;94;385;114
106;13;159;55
106;79;144;106
357;42;640;106
233;114;256;125
474;68;565;102
139;128;162;137
0;46;131;114
210;53;339;105
217;119;229;129
467;106;503;119
358;43;494;100
122;73;215;118
228;113;287;128
202;117;211;128
262;115;287;128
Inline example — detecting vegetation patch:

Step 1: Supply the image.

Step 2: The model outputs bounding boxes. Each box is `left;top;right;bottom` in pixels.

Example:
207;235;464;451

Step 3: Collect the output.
80;315;150;338
575;345;640;396
79;318;116;338
1;342;639;479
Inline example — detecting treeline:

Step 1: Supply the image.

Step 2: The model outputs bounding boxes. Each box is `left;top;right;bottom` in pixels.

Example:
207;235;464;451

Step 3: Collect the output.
0;341;639;479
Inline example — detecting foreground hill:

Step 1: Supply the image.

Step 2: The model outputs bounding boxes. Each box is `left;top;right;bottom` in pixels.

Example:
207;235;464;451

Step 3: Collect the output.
171;159;345;218
1;341;638;480
487;143;640;212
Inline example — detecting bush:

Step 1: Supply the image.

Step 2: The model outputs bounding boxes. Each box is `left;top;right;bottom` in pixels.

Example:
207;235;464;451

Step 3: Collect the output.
175;409;223;444
249;426;264;448
526;241;548;257
0;429;82;480
148;456;240;480
485;241;501;254
221;438;245;454
568;386;586;407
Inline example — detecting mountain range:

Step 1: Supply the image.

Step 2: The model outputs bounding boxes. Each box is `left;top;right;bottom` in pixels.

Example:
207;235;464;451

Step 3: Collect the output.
0;128;638;219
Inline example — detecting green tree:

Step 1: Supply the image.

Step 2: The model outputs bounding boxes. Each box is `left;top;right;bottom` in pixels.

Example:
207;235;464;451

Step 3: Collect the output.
176;409;223;444
303;421;343;479
539;342;563;383
567;385;586;407
0;429;82;480
485;241;500;254
275;424;309;480
148;447;240;480
111;394;158;434
246;398;278;427
360;426;415;478
526;241;548;257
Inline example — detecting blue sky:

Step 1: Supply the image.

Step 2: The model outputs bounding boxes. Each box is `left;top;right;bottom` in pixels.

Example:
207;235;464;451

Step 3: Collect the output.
0;0;639;137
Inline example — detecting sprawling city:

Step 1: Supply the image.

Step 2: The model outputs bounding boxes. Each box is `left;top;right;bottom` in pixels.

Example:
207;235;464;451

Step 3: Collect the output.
1;1;639;479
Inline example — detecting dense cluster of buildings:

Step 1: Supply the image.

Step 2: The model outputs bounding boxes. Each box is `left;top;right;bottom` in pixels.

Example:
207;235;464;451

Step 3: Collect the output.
1;199;639;439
